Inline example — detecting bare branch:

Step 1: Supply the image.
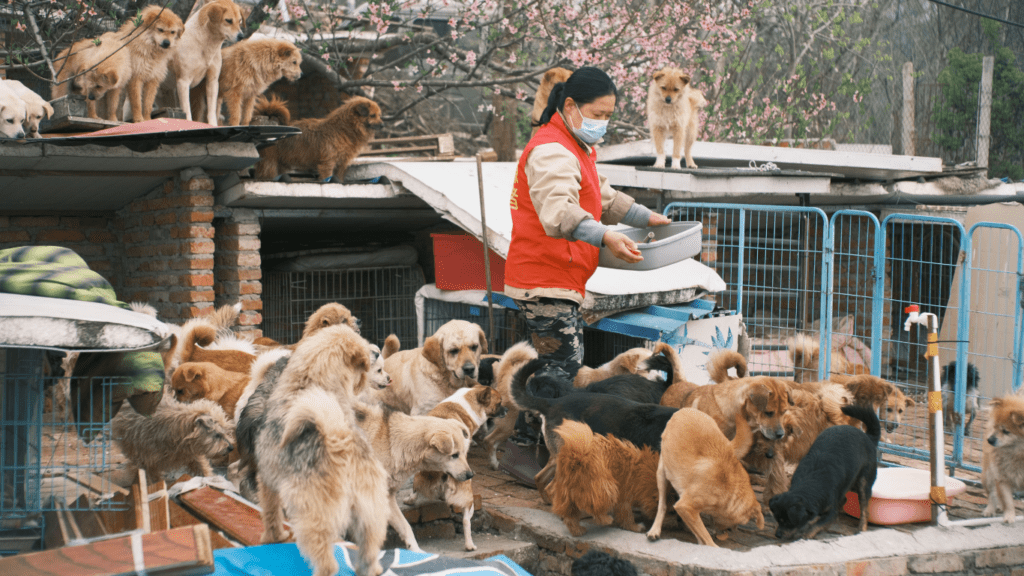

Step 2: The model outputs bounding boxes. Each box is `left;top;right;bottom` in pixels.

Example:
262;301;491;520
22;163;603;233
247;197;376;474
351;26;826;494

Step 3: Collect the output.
22;1;58;80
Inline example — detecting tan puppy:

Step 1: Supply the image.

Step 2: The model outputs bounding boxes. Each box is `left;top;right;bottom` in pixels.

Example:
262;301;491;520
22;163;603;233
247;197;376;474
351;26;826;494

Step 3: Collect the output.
647;409;764;546
0;82;27;139
788;332;870;383
573;346;658;388
647;66;706;169
982;394;1024;523
405;385;505;550
3;80;53;138
52;38;95;100
479;341;538;469
171;361;249;416
176;323;257;374
198;37;302;125
120;5;184;122
549;420;660;537
530;67;571;135
354;400;473;553
75;32;133;121
172;0;243;124
255;325;385;576
112;397;234;481
375;319;488;415
254;96;383;182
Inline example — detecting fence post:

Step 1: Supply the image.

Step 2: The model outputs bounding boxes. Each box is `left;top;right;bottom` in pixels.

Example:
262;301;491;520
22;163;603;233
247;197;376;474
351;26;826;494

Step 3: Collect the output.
902;62;916;156
976;56;994;171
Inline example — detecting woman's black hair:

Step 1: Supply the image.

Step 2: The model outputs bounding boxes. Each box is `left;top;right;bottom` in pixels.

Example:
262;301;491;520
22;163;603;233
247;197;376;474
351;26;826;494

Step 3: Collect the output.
535;66;617;127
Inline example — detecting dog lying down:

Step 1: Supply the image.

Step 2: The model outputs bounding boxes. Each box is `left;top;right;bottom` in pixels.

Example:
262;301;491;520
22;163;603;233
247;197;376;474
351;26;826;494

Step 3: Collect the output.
769;404;881;540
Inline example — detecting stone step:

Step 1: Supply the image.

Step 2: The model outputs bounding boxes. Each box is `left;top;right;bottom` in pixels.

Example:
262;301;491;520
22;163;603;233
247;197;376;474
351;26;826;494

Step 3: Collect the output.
409;531;539;574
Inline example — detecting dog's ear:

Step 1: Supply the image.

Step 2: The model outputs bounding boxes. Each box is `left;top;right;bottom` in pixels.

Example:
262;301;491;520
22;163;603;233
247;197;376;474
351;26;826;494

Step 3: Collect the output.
428;430;456;454
184;415;215;440
680;73;691;85
904;395;917;407
183;364;204;382
477;386;494;405
747;384;771;411
653;70;666;81
278;45;296;59
476;325;488;354
421;336;446;369
100;70;119;86
787;388;795;406
348;344;371;373
1012;411;1024;428
354;101;371;118
42;101;54;119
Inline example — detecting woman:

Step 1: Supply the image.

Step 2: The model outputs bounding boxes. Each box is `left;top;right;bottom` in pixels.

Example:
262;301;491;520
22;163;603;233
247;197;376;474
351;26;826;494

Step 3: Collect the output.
505;66;671;400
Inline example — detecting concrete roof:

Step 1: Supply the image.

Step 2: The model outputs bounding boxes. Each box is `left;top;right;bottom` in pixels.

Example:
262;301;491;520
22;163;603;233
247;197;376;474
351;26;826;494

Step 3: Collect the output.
0;140;259;212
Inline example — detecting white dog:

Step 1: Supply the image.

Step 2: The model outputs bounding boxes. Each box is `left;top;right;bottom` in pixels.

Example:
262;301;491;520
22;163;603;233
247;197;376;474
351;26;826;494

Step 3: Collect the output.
2;80;52;138
0;81;28;139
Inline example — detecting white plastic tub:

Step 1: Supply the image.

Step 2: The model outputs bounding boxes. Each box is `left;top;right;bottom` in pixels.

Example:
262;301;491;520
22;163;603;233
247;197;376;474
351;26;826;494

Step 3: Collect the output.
598;221;702;271
843;467;967;525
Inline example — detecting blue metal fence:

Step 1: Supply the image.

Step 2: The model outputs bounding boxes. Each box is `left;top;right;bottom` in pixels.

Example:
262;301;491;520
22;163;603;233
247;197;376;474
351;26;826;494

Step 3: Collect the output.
663;201;1024;477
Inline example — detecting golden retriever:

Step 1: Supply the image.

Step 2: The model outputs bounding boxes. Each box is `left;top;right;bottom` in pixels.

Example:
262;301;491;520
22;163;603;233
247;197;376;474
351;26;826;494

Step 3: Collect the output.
254;96;383;182
647;410;764;546
171;0;243;124
982;394;1024;523
530;67;571;135
647;66;706;169
375;319;488;415
195;37;302;125
121;5;184;122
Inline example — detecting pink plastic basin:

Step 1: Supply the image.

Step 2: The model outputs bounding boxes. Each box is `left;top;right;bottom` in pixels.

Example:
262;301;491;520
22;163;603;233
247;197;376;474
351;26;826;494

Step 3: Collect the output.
843;467;967;525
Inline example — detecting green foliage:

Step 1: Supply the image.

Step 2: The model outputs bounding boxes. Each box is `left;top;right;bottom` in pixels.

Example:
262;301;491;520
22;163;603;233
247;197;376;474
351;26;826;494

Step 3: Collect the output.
933;21;1024;180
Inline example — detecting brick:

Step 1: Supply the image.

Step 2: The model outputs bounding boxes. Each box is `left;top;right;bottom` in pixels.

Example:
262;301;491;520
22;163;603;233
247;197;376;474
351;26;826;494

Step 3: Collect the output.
74;244;103;257
182;177;214;191
172;225;215;240
184;273;215;287
977;546;1024;568
171;257;215;270
87;260;112;271
38;230;86;242
908;554;964;573
216;252;261;268
219;237;261;252
12;216;58;227
0;230;31;242
0;216;8;227
185;240;215;255
218;269;262;282
176;194;214;207
773;566;844;576
181;210;215;223
846;557;908;576
170;289;215;303
218;222;261;236
139;260;168;272
412;522;455;541
240;299;262;311
154;212;177;226
187;305;215;318
88;231;117;243
156;243;179;257
415;502;452;523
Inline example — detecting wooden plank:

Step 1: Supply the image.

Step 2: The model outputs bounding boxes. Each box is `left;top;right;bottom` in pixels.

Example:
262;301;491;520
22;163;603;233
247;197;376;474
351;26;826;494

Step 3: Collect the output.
132;470;151;534
42;501;73;549
70;494;109;539
178;487;268;547
148;481;170;532
95;491;132;536
0;524;214;576
39;477;92;506
39;115;123;135
66;471;129;497
167;501;237;551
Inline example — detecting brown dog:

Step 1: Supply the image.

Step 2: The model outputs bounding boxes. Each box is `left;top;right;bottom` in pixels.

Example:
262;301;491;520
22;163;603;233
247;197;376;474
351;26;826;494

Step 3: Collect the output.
647;66;706;169
375;319;488;415
405;385;505;550
171;361;249;416
572;346;660;388
121;5;184;122
195;37;302;125
171;0;243;124
254;96;383;183
480;341;538;469
647;409;764;546
982;394;1024;523
175;323;257;374
530;67;571;135
548;420;660;536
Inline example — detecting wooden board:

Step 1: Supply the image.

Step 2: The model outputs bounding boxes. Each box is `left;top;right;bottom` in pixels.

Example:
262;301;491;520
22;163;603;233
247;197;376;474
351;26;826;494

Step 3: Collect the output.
0;524;214;576
167;501;237;550
148;481;170;533
66;471;129;497
178;487;267;547
70;494;109;539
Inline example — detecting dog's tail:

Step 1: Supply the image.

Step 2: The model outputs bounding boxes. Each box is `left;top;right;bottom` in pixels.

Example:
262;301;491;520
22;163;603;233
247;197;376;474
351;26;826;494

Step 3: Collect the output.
207;302;243;333
177;323;218;365
840;404;881;444
280;387;354;451
510;358;552;413
707;349;748;383
552;420;618;515
382;334;401;359
254;94;291;126
730;412;755;460
787;333;819;368
641;342;684;384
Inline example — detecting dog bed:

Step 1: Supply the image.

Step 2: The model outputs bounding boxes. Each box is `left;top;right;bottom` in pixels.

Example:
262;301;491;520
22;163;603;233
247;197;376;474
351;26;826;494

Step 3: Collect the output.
843;467;967;525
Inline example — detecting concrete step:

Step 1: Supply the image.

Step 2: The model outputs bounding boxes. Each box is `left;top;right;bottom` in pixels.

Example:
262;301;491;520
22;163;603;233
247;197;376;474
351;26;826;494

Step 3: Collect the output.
413;531;539;572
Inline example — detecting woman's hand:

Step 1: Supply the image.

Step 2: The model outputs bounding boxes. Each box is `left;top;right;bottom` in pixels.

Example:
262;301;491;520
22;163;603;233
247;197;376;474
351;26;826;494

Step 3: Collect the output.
602;230;643;263
649;213;672;226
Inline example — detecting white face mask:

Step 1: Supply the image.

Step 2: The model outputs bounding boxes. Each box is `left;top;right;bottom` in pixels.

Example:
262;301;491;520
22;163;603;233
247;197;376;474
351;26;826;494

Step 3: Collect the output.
568;102;609;144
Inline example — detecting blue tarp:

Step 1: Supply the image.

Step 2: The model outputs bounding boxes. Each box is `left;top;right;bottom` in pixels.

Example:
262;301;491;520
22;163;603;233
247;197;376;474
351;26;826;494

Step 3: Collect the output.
213;543;534;576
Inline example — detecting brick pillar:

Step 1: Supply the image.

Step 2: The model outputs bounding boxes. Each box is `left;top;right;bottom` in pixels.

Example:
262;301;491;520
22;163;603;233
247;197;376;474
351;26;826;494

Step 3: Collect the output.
118;167;216;325
214;208;262;337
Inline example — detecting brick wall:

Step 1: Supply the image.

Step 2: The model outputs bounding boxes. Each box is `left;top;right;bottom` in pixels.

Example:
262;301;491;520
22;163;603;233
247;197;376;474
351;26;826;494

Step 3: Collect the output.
0;215;122;287
117;167;217;325
214;208;263;336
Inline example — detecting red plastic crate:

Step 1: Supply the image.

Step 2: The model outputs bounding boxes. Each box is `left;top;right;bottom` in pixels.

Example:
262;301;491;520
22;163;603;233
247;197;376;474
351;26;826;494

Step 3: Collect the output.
431;233;506;291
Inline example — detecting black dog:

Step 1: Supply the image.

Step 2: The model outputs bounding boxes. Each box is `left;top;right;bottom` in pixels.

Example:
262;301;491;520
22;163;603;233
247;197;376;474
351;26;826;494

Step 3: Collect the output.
941;360;980;436
769;404;881;540
571;549;639;576
576;348;675;404
476;356;501;387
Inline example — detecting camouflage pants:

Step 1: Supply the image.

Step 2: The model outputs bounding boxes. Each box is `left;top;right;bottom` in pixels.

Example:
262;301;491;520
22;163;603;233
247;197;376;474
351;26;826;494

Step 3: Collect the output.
514;297;584;384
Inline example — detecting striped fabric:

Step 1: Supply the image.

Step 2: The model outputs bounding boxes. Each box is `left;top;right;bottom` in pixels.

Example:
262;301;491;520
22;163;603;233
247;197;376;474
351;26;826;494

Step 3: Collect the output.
0;245;126;308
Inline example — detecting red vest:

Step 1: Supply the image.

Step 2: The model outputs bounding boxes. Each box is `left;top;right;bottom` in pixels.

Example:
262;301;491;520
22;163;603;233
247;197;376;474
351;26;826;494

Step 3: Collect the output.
506;113;602;298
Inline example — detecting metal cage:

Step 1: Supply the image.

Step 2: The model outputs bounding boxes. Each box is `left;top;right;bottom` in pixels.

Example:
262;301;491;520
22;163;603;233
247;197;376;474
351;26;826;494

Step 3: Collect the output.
262;266;425;350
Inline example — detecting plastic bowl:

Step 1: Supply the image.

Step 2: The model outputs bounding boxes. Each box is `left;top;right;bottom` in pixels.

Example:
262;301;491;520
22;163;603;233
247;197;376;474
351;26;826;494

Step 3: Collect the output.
597;221;702;271
843;467;967;525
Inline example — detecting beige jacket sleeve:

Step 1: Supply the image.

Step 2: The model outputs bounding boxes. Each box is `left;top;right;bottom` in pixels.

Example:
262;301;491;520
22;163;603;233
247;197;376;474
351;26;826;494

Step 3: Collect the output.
524;142;635;239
